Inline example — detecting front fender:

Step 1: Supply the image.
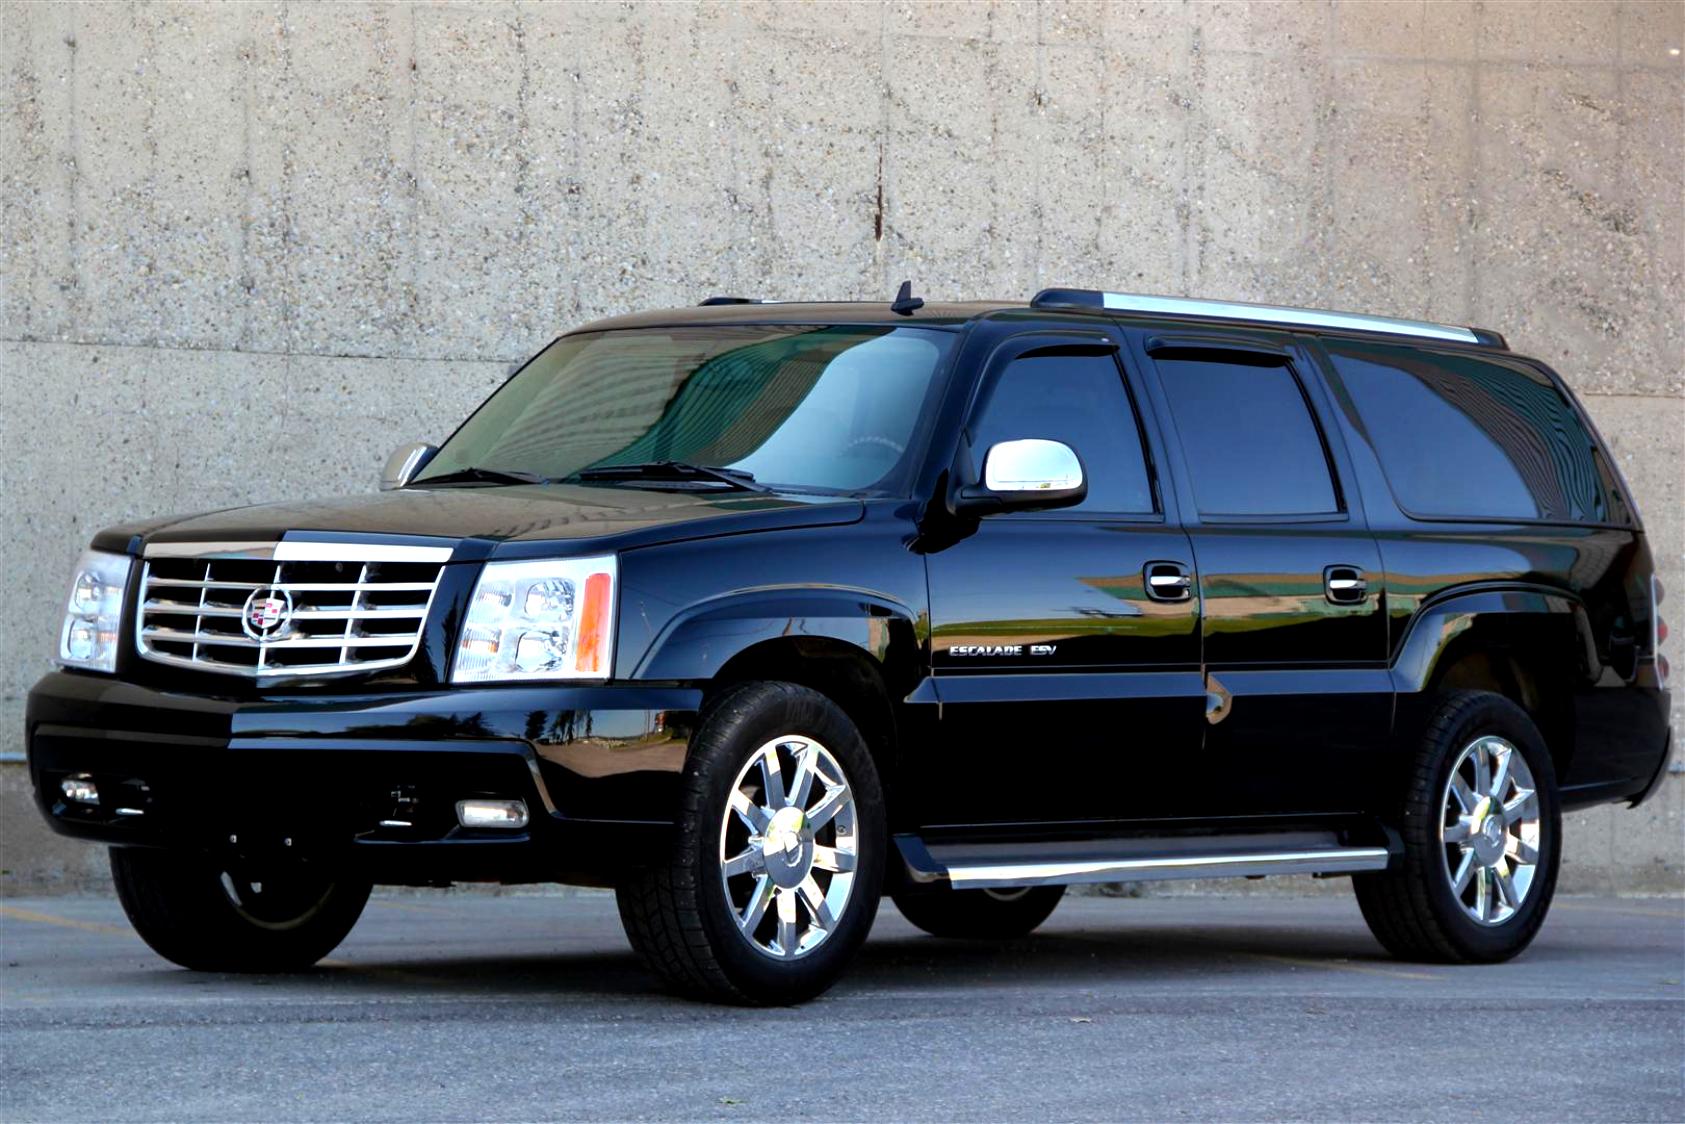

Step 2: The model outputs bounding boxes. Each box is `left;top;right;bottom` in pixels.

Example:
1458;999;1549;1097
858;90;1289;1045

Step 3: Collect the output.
631;586;919;683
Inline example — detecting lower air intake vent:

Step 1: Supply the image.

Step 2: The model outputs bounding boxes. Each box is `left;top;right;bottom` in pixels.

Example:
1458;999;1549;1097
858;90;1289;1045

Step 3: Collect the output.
136;541;450;681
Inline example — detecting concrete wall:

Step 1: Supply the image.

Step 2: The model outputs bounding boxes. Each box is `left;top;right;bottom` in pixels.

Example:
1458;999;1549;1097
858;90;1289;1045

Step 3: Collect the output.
1;0;1680;893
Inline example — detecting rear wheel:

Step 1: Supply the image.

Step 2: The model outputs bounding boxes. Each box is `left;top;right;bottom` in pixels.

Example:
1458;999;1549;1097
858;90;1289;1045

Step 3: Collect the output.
615;681;886;1005
111;846;371;972
893;884;1066;939
1355;690;1560;963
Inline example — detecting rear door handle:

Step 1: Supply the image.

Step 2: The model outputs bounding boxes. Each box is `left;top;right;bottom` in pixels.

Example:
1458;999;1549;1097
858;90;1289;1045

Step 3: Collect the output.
1144;561;1193;602
1324;565;1368;604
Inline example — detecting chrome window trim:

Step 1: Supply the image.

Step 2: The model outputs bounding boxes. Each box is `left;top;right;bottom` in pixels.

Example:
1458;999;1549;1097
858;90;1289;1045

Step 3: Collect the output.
1099;291;1482;344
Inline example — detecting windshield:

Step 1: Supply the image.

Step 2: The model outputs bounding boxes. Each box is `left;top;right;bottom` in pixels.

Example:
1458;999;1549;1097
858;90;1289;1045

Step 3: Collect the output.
415;325;956;495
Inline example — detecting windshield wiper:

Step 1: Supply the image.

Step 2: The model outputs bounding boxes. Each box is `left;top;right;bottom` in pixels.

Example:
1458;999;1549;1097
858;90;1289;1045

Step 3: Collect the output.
569;461;770;493
415;466;549;487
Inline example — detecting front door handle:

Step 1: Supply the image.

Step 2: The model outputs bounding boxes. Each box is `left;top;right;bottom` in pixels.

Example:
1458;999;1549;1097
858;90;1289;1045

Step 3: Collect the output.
1144;561;1193;602
1324;565;1369;604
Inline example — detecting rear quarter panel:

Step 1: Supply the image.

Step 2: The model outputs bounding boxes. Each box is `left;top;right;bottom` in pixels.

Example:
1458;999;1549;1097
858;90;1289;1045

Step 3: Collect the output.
1306;332;1669;802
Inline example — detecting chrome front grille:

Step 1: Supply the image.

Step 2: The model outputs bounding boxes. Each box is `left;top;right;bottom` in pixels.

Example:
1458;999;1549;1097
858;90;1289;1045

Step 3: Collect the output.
135;541;451;681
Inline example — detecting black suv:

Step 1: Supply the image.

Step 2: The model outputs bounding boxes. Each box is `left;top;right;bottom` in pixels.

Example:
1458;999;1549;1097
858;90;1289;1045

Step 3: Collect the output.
28;287;1673;1004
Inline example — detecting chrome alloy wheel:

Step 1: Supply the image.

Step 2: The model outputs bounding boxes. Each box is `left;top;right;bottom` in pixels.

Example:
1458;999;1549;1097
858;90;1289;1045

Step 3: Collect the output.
1440;735;1542;926
718;735;859;960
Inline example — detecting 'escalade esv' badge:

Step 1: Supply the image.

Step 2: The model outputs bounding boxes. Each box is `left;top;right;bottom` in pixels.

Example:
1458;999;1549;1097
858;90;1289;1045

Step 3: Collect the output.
241;588;294;640
948;644;1058;657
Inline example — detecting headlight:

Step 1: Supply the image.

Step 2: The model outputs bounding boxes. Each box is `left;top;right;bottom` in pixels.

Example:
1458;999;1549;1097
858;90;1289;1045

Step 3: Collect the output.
57;549;133;673
452;556;617;683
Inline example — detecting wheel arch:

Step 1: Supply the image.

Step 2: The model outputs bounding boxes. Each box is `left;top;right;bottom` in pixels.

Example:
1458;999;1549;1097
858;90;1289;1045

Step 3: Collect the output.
1391;585;1594;778
632;587;924;800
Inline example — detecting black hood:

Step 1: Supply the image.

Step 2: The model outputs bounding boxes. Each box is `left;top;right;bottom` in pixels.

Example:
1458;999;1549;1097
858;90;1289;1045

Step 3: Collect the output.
95;483;864;559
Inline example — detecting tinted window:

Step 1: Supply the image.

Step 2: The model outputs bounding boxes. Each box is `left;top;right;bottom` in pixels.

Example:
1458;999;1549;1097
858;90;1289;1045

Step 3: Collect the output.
416;326;953;495
1156;357;1339;516
1327;342;1608;522
971;353;1155;514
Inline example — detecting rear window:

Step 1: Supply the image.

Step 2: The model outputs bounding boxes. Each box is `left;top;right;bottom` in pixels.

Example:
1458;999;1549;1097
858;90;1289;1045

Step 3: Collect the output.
1326;342;1612;523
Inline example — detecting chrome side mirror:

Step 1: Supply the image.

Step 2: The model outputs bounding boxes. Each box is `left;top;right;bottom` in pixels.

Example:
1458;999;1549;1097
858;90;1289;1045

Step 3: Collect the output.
952;438;1087;516
983;438;1084;494
380;442;437;491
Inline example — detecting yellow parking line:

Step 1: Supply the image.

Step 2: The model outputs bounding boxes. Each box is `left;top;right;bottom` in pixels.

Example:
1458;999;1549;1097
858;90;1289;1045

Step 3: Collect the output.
1249;952;1443;982
0;904;134;938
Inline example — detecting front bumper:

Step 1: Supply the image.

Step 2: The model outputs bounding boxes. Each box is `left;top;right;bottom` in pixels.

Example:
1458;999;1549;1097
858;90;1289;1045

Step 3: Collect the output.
25;671;702;884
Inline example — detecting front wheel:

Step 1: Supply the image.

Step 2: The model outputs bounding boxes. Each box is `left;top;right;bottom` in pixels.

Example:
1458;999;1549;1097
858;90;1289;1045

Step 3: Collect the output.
893;884;1066;939
616;681;886;1005
1355;690;1561;963
111;846;371;972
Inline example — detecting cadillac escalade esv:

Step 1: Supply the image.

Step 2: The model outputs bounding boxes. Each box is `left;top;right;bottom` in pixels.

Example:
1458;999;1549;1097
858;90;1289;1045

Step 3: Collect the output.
27;286;1673;1004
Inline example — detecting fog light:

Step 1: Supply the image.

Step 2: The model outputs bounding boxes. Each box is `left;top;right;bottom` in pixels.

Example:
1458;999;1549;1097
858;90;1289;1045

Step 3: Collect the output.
456;799;529;829
60;774;99;805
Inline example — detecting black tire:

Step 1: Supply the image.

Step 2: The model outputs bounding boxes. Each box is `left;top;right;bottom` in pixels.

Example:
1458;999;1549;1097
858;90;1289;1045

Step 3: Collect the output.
893;884;1066;939
110;846;371;972
1354;689;1561;964
615;681;886;1005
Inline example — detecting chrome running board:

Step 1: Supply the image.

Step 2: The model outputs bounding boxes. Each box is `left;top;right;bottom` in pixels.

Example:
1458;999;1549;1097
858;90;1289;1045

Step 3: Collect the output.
896;831;1392;890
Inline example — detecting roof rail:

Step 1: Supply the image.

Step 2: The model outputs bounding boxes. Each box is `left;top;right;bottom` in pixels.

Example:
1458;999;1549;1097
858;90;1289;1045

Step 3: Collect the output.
698;295;759;306
1029;288;1504;348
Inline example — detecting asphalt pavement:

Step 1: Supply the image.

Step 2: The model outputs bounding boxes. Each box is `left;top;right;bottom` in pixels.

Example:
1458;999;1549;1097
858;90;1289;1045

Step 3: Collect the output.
1;889;1680;1122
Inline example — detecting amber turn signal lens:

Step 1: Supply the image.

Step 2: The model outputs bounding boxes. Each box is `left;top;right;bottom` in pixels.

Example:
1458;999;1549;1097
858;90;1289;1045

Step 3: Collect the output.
574;571;613;676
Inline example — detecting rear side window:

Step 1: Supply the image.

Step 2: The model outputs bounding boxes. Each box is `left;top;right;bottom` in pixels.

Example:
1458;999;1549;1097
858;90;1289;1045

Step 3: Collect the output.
970;352;1155;514
1326;342;1610;523
1155;357;1340;516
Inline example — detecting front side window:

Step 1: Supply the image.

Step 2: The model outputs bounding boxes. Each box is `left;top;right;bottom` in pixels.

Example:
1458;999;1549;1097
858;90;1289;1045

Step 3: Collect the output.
969;352;1156;514
1156;356;1340;517
417;325;955;495
1326;342;1610;523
